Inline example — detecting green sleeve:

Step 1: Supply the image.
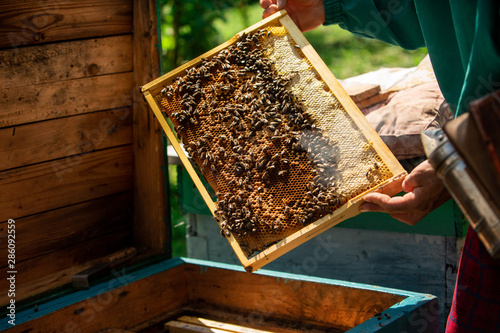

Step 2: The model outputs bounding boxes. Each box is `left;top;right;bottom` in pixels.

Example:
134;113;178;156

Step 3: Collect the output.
323;0;425;50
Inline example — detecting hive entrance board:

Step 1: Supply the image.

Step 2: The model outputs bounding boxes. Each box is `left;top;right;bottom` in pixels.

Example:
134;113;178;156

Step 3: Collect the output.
141;10;406;272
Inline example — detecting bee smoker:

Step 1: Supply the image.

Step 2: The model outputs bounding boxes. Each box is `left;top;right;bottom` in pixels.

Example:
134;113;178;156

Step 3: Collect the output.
421;95;500;258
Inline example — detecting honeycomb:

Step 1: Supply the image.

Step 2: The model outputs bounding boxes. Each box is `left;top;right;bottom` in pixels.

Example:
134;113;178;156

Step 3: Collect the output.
156;26;393;257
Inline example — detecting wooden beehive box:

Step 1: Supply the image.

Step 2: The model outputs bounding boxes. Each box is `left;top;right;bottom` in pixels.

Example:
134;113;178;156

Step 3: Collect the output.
141;10;406;272
0;258;438;332
0;0;167;314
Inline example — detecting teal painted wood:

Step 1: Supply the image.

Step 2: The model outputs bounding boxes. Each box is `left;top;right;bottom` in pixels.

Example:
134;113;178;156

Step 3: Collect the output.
0;257;185;330
178;166;214;215
346;295;439;332
337;199;466;237
0;257;437;332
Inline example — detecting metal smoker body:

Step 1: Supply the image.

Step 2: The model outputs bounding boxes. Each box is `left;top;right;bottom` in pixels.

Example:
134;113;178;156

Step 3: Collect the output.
422;128;500;258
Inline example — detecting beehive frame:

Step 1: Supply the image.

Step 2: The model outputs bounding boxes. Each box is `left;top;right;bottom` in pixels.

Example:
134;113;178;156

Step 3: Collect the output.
141;10;406;272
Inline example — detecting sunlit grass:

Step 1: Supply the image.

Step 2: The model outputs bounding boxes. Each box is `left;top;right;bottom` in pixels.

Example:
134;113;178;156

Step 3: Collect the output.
303;25;427;79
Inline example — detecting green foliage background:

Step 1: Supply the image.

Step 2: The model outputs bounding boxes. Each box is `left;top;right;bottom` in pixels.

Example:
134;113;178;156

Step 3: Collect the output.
160;1;427;77
160;1;427;257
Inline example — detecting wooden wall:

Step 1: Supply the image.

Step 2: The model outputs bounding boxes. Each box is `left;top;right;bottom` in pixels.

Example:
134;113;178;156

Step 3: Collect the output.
0;0;167;304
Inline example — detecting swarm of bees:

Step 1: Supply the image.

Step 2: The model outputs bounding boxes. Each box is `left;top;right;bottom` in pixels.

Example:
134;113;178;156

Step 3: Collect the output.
158;29;346;255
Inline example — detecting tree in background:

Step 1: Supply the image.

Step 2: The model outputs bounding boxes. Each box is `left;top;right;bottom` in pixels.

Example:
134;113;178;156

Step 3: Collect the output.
161;0;249;73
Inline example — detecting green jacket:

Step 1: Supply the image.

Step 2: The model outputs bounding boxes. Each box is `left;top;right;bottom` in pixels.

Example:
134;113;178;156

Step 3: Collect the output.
323;0;500;116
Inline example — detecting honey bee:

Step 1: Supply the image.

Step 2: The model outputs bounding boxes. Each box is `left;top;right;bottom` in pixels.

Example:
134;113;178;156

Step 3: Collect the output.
262;171;269;181
278;170;288;177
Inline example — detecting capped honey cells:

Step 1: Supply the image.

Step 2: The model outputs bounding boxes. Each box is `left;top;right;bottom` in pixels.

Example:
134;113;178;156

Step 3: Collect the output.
157;27;393;257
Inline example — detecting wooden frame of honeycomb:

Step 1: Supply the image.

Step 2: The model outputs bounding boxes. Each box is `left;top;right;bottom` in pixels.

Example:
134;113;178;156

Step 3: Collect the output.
141;10;406;272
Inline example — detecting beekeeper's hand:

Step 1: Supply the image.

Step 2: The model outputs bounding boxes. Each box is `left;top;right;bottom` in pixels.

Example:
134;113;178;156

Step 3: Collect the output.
260;0;325;32
359;160;451;225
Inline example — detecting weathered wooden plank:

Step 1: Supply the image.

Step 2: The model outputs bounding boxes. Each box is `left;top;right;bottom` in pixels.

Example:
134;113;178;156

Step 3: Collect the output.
0;145;133;221
132;0;167;253
0;35;132;89
0;108;132;171
0;228;133;306
269;230;447;330
445;236;459;319
3;264;187;332
0;72;132;127
180;307;336;333
343;84;381;103
0;1;132;49
174;316;275;333
166;321;229;333
356;91;391;109
185;264;403;330
0;192;132;264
